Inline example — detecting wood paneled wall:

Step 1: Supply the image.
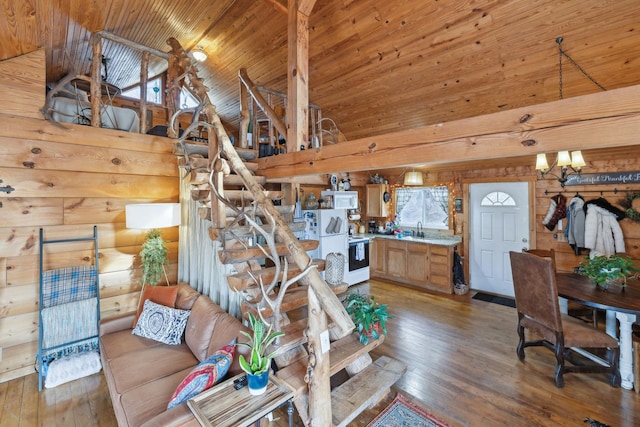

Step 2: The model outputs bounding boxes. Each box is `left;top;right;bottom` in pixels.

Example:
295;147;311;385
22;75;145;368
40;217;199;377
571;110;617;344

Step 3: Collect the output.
425;162;640;278
0;50;181;382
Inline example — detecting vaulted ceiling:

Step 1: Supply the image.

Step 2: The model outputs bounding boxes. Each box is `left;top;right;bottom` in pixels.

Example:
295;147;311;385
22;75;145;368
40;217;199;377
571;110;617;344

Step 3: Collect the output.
3;0;640;146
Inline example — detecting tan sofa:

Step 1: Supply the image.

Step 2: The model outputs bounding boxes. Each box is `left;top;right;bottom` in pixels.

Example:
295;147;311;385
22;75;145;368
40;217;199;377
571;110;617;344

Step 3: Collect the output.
99;283;250;426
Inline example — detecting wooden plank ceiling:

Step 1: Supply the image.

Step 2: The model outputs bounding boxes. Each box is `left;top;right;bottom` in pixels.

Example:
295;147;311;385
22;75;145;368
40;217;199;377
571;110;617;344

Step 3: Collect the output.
2;0;640;165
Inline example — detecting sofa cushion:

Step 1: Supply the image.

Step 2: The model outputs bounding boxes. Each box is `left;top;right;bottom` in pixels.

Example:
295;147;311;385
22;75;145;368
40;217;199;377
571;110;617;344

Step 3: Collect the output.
184;296;226;361
106;341;198;394
100;328;164;362
167;341;236;409
132;300;190;345
119;367;195;426
134;284;179;325
175;282;201;310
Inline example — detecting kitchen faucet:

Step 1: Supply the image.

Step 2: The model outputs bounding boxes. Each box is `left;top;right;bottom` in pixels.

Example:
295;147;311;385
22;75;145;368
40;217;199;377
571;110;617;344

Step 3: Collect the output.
417;221;424;238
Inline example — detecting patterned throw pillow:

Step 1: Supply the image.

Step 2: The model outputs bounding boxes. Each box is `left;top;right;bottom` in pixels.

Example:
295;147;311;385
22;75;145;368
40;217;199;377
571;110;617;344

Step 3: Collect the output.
131;300;190;345
167;341;236;410
133;285;179;326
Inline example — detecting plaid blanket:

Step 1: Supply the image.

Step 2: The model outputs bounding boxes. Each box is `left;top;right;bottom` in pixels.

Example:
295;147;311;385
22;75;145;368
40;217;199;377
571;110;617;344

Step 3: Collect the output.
41;265;97;308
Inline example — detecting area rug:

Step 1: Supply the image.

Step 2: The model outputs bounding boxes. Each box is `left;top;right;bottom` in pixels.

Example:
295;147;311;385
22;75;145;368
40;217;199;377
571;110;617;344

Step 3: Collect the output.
367;394;449;427
472;292;516;308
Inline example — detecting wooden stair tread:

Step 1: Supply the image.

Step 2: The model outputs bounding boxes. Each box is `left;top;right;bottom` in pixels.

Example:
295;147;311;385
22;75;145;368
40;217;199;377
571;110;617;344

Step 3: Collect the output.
219;239;319;264
224;189;282;201
275;333;385;396
224;204;294;217
227;259;326;291
241;282;348;319
223;174;266;186
331;356;407;427
223;222;305;239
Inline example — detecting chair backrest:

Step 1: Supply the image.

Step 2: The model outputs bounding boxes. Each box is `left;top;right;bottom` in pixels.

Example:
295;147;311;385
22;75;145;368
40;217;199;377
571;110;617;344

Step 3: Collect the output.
509;251;563;333
524;248;556;271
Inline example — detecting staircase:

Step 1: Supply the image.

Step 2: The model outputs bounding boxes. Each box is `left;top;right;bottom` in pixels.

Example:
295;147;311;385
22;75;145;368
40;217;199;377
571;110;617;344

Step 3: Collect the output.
168;40;406;426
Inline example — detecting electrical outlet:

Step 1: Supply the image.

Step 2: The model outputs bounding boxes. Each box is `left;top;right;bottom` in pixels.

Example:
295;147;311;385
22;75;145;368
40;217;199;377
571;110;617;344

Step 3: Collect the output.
320;330;330;354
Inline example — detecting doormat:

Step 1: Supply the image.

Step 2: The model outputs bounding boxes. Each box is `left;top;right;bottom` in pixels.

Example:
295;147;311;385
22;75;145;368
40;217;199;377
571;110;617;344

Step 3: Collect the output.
472;292;516;308
367;393;448;427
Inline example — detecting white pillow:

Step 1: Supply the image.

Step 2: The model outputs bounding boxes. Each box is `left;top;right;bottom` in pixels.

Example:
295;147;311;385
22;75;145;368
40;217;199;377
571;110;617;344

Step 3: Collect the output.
132;300;190;345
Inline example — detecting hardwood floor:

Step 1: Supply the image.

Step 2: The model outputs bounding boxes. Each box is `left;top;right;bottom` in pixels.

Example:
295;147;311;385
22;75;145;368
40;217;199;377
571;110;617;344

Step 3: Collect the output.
2;278;639;426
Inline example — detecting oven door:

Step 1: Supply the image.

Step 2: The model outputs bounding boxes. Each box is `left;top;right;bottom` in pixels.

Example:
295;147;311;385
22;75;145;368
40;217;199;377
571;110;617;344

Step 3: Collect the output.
348;240;369;271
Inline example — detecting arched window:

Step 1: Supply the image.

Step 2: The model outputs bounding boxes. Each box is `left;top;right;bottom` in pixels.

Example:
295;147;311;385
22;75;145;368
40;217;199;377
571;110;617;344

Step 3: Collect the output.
480;191;516;206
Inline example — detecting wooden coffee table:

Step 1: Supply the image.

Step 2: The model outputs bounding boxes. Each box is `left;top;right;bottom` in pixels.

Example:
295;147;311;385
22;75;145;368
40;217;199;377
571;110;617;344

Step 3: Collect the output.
188;373;295;427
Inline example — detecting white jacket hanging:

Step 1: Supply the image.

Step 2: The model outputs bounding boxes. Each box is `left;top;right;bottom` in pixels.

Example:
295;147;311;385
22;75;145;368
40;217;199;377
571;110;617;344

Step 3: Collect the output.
584;204;625;258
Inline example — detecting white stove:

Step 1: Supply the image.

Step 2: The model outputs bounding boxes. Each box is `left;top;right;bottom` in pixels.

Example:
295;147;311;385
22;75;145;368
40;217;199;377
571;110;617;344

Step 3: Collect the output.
345;236;370;285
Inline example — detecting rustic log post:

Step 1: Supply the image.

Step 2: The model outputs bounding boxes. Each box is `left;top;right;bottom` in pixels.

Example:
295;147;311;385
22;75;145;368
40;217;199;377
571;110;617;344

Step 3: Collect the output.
239;80;249;149
90;36;102;128
306;286;331;427
139;51;150;133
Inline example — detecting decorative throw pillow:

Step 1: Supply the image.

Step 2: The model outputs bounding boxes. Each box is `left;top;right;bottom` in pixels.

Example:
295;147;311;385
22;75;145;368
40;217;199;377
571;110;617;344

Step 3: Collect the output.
131;300;190;345
167;340;236;410
133;285;179;326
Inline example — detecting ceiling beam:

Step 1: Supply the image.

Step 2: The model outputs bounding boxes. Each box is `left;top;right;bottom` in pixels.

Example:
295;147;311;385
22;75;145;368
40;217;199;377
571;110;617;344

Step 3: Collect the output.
258;84;640;178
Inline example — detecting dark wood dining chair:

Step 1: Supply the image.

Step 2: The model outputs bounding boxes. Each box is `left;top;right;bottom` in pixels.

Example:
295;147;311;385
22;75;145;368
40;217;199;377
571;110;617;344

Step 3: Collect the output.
509;251;620;388
524;248;599;328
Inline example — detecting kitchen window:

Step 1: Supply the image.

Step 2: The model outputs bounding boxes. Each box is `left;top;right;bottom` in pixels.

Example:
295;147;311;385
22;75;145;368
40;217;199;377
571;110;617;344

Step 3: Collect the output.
396;186;449;230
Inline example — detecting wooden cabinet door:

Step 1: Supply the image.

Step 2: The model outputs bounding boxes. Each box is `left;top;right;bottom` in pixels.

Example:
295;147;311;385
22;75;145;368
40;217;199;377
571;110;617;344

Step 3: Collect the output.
366;184;389;217
386;240;406;278
429;245;453;293
371;239;387;276
406;242;429;284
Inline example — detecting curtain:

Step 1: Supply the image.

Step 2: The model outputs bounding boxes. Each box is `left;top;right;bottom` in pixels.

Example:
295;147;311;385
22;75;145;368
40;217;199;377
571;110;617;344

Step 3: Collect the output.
178;170;242;318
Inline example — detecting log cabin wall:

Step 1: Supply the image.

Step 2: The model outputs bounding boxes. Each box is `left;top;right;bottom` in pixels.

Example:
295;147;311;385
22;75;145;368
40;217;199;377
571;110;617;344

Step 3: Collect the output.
0;50;181;382
423;160;640;278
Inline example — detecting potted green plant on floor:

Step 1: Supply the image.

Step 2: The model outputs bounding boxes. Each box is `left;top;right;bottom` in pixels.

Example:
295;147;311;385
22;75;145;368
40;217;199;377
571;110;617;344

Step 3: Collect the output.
578;254;636;289
345;292;392;345
238;313;285;395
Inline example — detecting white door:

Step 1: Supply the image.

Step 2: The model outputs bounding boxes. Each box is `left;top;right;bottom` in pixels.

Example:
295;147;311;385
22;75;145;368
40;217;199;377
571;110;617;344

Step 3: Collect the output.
469;182;529;297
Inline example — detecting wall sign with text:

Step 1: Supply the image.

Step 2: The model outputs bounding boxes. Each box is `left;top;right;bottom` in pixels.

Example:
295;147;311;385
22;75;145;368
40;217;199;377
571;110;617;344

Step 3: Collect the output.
565;171;640;186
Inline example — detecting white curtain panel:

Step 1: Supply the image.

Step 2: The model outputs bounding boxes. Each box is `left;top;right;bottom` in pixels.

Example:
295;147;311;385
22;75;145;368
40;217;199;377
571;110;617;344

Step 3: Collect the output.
178;171;242;318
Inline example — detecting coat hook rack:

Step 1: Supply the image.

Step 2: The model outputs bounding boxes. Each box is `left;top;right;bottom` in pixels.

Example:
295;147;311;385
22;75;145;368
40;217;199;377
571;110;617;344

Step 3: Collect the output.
0;179;15;194
544;188;618;195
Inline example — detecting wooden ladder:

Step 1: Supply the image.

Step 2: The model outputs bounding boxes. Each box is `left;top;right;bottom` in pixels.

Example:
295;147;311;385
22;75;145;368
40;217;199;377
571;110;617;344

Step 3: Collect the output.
168;40;405;426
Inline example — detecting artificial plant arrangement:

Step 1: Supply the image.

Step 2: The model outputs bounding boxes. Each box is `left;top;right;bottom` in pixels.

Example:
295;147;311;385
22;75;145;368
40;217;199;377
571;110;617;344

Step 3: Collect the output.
578;254;637;288
345;291;392;345
238;313;285;376
139;229;170;286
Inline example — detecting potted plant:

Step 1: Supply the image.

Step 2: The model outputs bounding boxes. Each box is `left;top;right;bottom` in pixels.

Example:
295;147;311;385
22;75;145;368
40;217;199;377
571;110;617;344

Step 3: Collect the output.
578;254;636;289
345;292;392;345
238;313;284;395
140;229;169;286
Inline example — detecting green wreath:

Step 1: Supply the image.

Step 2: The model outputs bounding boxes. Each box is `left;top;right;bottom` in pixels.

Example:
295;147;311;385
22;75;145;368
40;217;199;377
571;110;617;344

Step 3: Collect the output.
620;193;640;222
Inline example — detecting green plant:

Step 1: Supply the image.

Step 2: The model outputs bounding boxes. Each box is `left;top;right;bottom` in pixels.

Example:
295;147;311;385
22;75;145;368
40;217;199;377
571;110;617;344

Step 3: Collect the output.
238;313;285;375
139;229;169;286
578;254;636;287
345;292;392;345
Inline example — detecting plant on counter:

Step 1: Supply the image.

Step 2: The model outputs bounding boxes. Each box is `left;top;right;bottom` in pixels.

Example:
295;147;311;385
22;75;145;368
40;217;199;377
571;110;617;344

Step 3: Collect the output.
578;254;637;288
345;291;392;345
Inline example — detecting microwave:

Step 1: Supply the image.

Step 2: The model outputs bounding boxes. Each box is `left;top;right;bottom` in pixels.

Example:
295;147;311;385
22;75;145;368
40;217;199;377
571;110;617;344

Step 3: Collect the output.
321;190;359;210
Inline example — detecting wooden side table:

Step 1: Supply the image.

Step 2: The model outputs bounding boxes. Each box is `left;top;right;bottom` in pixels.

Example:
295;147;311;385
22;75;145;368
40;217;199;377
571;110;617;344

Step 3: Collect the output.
188;373;295;427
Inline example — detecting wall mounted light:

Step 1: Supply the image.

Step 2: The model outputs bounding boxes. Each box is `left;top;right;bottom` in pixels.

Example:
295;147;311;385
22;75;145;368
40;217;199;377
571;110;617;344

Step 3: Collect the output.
535;150;585;187
191;46;207;62
404;170;424;186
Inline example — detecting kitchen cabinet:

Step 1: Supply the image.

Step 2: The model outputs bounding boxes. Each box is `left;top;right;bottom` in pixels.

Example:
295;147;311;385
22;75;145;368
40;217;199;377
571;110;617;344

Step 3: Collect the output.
370;238;454;294
371;238;387;276
366;184;389;217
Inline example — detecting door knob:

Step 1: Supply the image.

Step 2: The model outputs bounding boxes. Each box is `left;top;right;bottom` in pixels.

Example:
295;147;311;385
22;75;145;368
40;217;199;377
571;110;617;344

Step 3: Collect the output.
522;238;528;243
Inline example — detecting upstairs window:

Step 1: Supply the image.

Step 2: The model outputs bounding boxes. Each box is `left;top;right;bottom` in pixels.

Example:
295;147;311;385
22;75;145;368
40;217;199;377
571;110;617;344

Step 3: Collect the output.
121;76;164;104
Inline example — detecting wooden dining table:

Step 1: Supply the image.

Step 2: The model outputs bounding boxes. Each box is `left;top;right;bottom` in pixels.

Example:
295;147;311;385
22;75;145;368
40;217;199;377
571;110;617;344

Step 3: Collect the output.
556;272;640;390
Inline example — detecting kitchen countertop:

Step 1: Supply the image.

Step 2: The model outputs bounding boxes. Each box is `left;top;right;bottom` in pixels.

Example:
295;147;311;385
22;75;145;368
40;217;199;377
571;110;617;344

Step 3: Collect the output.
350;233;461;247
